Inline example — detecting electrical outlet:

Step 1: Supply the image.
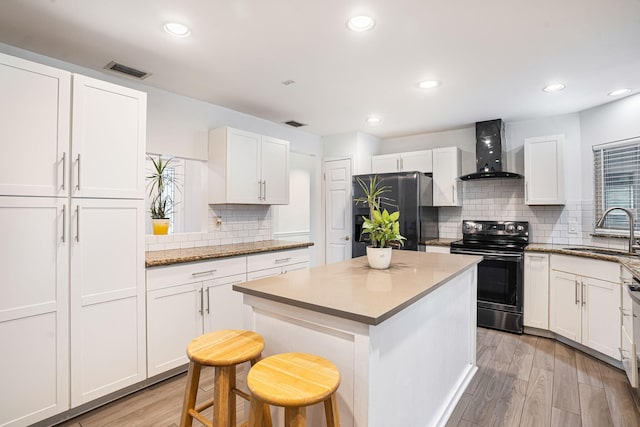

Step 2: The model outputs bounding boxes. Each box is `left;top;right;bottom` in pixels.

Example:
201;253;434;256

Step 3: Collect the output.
568;221;577;234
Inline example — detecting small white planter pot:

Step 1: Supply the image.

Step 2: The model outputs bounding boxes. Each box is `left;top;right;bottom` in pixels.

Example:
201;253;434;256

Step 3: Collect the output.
366;246;393;269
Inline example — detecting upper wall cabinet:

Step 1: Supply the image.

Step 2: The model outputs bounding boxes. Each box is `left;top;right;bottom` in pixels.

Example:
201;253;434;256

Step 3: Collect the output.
432;147;461;206
524;134;565;205
0;52;71;197
0;53;147;200
371;150;433;174
208;127;289;205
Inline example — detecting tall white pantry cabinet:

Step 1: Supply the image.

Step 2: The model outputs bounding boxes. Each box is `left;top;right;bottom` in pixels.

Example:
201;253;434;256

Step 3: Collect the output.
0;53;146;426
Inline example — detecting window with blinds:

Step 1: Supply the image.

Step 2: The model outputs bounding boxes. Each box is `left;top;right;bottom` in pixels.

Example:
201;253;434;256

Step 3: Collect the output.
593;137;640;233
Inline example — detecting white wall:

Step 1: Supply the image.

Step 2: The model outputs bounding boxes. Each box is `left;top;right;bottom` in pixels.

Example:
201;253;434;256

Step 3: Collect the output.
322;131;380;175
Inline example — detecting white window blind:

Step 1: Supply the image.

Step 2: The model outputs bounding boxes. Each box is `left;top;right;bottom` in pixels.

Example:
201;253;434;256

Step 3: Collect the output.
593;137;640;233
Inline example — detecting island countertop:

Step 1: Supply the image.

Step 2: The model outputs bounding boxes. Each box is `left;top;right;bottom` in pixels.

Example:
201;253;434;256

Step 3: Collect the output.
233;250;482;325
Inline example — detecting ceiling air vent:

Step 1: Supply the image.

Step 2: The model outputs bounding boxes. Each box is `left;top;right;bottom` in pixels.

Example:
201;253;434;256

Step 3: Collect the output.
104;61;151;79
284;120;306;128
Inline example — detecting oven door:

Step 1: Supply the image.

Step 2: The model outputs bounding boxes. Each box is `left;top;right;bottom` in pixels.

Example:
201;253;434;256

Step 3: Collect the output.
450;249;524;313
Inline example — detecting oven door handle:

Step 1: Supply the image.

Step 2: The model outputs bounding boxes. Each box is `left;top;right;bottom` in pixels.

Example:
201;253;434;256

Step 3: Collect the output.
452;250;523;260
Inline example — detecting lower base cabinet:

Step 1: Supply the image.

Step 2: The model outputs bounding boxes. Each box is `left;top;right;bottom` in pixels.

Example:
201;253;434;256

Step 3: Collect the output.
524;253;549;329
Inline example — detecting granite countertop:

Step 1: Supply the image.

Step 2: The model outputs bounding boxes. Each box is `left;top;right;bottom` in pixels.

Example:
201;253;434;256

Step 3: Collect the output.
233;250;482;325
423;238;459;246
145;240;314;267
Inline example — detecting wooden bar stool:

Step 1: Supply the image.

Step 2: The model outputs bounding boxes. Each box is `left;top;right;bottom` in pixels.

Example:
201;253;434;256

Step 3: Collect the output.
246;352;341;427
180;329;272;427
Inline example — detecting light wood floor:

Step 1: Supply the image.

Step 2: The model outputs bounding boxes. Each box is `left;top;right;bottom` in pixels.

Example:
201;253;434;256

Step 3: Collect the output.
56;328;640;427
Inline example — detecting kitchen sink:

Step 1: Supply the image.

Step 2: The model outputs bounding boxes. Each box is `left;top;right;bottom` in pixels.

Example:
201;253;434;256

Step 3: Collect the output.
563;247;640;257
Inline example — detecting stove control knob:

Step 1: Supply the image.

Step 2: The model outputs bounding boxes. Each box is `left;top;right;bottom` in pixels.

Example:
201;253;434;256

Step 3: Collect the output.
506;224;515;232
464;223;472;230
475;224;483;230
517;225;524;231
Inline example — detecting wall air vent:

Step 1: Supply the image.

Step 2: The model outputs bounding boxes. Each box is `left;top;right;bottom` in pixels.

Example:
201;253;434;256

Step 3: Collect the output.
284;120;307;128
104;61;151;79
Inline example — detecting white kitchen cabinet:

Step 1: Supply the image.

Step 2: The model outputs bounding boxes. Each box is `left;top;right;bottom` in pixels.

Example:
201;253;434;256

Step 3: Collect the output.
146;257;247;377
524;134;565;205
371;150;433;174
549;255;621;359
71;75;146;199
423;245;450;254
524;253;550;329
208;127;289;204
0;197;69;427
246;248;310;280
0;52;71;198
432;147;461;206
70;198;146;406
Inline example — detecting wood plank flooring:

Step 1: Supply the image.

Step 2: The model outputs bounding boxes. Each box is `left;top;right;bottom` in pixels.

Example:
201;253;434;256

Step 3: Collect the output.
55;328;640;427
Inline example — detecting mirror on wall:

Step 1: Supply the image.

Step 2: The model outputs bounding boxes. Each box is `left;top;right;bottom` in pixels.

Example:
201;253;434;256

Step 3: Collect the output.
145;154;207;235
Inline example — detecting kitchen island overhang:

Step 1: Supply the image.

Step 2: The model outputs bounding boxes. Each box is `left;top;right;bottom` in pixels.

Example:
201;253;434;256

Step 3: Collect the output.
234;251;482;427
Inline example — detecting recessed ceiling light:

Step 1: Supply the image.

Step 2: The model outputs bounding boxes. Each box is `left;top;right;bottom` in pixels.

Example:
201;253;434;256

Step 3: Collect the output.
542;83;566;93
164;22;191;37
418;80;440;89
347;15;375;32
366;116;382;125
608;88;631;96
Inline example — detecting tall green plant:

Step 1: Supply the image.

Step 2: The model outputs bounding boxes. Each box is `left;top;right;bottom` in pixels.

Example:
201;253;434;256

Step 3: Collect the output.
354;175;402;247
147;155;179;219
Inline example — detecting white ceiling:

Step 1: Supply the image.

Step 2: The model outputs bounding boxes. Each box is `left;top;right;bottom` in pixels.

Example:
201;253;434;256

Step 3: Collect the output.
1;0;639;139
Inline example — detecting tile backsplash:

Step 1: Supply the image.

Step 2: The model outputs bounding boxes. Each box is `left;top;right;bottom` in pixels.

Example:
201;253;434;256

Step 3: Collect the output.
146;204;272;251
438;179;629;250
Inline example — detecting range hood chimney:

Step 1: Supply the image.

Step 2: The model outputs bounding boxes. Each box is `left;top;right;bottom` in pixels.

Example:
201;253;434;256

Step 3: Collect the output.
459;119;522;180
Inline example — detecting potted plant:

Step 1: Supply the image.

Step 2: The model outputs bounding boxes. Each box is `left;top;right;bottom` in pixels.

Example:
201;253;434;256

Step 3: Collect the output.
147;155;179;235
354;175;405;269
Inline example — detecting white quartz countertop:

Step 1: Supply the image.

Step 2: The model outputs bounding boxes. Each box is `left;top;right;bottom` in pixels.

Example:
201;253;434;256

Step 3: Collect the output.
233;250;482;325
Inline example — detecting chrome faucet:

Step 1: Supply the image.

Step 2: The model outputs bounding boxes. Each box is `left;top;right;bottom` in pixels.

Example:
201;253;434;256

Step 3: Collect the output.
595;207;640;253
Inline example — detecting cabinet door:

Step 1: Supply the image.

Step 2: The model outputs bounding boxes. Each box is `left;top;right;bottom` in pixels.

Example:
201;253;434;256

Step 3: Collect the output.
524;135;565;205
432;147;461;206
524;254;550;329
225;128;261;203
582;277;621;359
0;53;70;197
71;75;146;199
147;282;203;377
400;150;433;173
247;266;285;281
371;154;400;174
424;245;450;254
70;198;145;405
203;273;247;333
0;197;69;426
261;136;289;204
549;270;581;342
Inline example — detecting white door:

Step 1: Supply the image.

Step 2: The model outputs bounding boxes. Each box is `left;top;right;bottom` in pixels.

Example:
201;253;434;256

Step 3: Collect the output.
0;197;69;426
261;136;289;204
582;276;621;359
203;274;247;332
0;53;70;197
71;74;146;199
549;270;581;342
401;150;433;173
70;198;145;405
226;128;261;203
146;282;203;377
371;154;399;174
324;158;352;264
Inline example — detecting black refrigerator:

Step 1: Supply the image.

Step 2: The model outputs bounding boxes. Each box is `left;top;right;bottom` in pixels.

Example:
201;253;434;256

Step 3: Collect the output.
352;171;439;257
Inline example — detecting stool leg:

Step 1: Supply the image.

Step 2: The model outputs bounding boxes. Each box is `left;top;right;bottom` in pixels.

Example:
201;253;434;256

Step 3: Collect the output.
180;361;202;427
324;394;341;427
285;407;306;427
214;366;232;427
229;366;236;427
250;356;273;427
247;396;264;427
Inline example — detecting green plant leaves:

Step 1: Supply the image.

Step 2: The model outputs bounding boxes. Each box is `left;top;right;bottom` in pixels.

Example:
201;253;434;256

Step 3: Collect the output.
360;208;406;248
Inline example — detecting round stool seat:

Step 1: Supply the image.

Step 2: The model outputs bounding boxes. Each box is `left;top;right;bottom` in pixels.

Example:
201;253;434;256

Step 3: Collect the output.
247;352;340;407
187;329;264;366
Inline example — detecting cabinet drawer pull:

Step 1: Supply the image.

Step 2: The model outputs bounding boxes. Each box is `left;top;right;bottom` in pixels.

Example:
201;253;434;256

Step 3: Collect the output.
263;180;267;200
205;287;210;314
75;205;80;242
61;152;66;190
76;154;81;190
575;280;580;305
61;205;66;243
275;257;292;264
581;281;586;306
198;288;203;315
192;269;217;277
619;347;630;360
258;180;263;200
620;307;636;318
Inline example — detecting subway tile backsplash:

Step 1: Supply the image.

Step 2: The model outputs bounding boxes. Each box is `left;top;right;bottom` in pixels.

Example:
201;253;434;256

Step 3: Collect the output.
146;204;272;251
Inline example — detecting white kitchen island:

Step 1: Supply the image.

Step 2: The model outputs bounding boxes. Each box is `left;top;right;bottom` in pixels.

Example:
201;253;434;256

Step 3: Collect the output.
234;250;481;427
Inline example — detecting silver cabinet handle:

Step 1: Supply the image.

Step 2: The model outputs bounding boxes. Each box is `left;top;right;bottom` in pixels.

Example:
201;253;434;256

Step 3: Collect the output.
198;288;203;315
263;180;267;200
76;154;81;190
192;269;217;277
61;205;66;243
575;279;579;305
620;307;636;318
581;281;586;306
619;347;630;360
205;287;210;314
61;152;66;190
75;205;80;242
275;257;292;264
258;180;262;200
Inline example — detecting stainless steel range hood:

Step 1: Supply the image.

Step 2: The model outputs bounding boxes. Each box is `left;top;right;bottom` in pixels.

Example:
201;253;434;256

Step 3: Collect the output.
459;119;523;180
